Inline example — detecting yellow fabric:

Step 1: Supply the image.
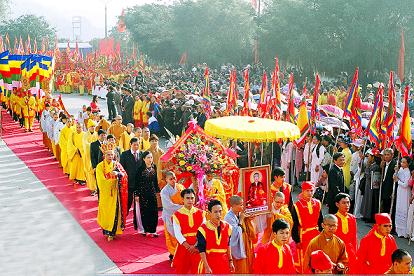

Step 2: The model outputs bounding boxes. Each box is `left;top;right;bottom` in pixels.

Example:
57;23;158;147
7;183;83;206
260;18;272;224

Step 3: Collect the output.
318;94;328;105
342;147;352;189
96;160;123;235
67;131;86;181
307;201;313;215
271;240;283;269
141;101;149;124
22;95;36;117
108;124;127;145
119;131;134;152
83;131;98;191
262;205;293;244
133;99;143;120
374;231;386;257
164;227;178;255
59;125;73;174
174;206;200;228
204;116;300;142
170;184;185;204
140;138;151;151
336;212;349;234
206;179;228;218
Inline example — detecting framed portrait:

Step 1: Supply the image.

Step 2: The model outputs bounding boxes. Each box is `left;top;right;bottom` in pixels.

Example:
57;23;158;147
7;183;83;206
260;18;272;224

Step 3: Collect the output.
240;165;271;215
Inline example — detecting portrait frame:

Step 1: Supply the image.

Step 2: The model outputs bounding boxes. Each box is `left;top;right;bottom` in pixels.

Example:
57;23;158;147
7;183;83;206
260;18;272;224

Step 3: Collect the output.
240;165;271;216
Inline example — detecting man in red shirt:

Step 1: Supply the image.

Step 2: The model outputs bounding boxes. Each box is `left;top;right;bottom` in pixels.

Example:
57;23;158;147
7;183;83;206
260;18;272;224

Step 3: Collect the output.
334;193;357;273
356;213;398;274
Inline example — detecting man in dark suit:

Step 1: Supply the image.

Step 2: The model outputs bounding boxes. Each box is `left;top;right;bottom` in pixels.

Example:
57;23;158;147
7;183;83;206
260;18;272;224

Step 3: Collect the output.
120;137;142;216
380;148;397;226
90;129;107;170
327;152;345;214
121;86;135;125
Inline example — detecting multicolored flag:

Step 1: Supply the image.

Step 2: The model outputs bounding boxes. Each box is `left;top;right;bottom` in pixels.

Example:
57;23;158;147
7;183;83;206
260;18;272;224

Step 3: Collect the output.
202;67;211;118
382;71;397;146
226;69;237;114
367;84;384;148
395;86;412;157
310;73;321;134
242;68;250;116
258;71;268;117
286;73;295;123
344;68;359;117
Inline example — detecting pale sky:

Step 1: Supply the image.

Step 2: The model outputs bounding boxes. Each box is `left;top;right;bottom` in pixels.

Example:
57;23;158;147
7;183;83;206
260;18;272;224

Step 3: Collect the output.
8;0;172;41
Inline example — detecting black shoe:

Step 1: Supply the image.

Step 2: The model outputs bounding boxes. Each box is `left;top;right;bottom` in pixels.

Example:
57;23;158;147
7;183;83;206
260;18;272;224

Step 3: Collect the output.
168;254;173;262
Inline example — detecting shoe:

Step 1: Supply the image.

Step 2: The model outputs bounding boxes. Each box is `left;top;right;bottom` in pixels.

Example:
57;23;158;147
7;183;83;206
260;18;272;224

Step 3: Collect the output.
168;254;174;262
107;236;114;241
150;233;159;238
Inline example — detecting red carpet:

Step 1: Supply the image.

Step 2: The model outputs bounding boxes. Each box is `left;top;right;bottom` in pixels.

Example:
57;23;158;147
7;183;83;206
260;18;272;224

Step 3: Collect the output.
1;109;173;274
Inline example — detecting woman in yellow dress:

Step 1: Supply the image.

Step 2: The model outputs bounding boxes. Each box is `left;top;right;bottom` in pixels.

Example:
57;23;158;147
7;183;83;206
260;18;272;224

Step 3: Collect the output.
96;146;128;241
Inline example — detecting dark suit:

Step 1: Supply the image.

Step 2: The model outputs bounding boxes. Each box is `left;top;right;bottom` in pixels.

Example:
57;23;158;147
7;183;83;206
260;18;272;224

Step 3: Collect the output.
90;140;103;169
122;95;134;125
120;149;142;215
381;159;397;226
327;164;345;214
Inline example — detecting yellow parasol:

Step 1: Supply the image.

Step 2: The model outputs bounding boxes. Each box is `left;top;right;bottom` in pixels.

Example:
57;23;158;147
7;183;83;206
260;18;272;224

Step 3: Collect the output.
204;116;300;142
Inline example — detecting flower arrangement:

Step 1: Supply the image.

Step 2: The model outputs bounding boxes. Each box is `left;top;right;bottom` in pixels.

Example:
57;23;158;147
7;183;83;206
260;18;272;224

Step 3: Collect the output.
174;134;231;174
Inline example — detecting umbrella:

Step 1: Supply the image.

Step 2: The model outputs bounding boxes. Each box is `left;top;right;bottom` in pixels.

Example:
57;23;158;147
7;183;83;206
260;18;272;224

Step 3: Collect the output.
204;116;300;142
318;116;349;130
319;104;344;118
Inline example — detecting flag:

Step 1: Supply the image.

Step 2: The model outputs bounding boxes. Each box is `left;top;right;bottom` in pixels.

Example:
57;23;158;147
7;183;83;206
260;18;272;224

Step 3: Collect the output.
26;34;31;53
350;88;363;134
396;86;412;157
0;36;3;52
295;93;310;147
66;40;70;54
33;37;37;54
117;9;126;33
202;67;211;118
179;52;187;65
5;33;10;51
41;37;46;54
286;73;295;123
18;36;24;54
310;73;321;134
382;71;397;146
344;68;359;117
269;57;281;120
242;68;250;116
226;69;237;114
367;84;384;148
398;29;405;83
258;71;268;117
13;36;18;54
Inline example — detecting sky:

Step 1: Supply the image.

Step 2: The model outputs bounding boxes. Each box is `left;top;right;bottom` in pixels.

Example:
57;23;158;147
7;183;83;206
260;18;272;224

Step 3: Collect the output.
8;0;171;41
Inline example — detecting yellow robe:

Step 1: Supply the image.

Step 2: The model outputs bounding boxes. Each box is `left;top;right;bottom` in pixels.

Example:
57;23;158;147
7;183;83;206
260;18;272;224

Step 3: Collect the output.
342;147;352;189
119;131;134;152
83;131;98;191
108;124;127;145
206;178;228;218
140;137;151;151
22;95;36;130
96;160;123;235
67;131;86;181
262;205;293;244
59;125;73;174
133;99;143;121
141;101;149;125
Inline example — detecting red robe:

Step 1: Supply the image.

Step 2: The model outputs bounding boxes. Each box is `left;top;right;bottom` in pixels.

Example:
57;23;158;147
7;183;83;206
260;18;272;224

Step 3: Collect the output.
197;220;232;274
356;230;397;274
335;212;357;273
172;206;204;274
254;241;296;274
270;181;292;207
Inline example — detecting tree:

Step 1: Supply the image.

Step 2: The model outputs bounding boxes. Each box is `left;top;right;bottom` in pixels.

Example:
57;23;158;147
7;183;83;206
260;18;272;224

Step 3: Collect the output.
0;0;9;18
0;14;56;52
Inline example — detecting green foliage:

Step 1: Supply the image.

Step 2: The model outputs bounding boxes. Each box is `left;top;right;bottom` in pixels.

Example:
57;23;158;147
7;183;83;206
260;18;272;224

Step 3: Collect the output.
0;14;56;51
0;0;9;18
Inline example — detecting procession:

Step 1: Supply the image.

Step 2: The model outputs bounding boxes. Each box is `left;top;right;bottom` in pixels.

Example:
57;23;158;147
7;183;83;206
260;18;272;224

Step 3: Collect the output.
1;0;414;275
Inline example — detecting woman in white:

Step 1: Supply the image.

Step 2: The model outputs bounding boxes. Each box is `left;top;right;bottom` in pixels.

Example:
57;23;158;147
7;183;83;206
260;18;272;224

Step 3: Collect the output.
310;135;325;184
394;157;412;238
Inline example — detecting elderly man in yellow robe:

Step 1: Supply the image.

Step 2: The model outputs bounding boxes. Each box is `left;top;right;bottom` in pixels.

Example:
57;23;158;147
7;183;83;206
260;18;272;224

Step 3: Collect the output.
119;123;135;152
59;117;73;175
96;146;128;241
22;91;36;132
83;120;98;195
204;171;228;218
67;122;86;185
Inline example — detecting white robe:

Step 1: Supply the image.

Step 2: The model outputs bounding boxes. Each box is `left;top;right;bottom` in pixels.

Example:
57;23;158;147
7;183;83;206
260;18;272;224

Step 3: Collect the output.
281;142;293;182
352;153;363;218
53;121;65;145
396;167;411;237
303;142;313;173
310;144;325;183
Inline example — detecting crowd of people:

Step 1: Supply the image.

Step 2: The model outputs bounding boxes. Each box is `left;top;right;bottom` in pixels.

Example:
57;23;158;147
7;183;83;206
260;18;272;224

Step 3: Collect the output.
2;62;414;274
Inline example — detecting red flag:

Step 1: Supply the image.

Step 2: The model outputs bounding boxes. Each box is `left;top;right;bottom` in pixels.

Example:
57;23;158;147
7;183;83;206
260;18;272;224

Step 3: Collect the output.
41;38;46;54
258;71;268;117
13;36;18;53
398;29;405;83
286;73;295;123
26;34;31;53
33;37;37;54
242;68;250;116
382;71;397;146
226;69;237;114
395;86;412;157
269;57;281;120
179;52;187;65
0;36;3;52
5;33;10;51
117;9;126;33
310;73;321;134
202;67;211;118
367;84;384;149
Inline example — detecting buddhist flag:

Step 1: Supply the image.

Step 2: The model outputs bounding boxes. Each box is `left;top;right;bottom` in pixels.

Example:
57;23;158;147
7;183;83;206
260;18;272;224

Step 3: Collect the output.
344;68;359;117
242;68;250;116
382;71;397;146
295;92;310;147
286;73;295;123
202;67;211;118
310;73;321;134
258;71;268;117
398;29;405;83
396;86;412;157
367;84;384;148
